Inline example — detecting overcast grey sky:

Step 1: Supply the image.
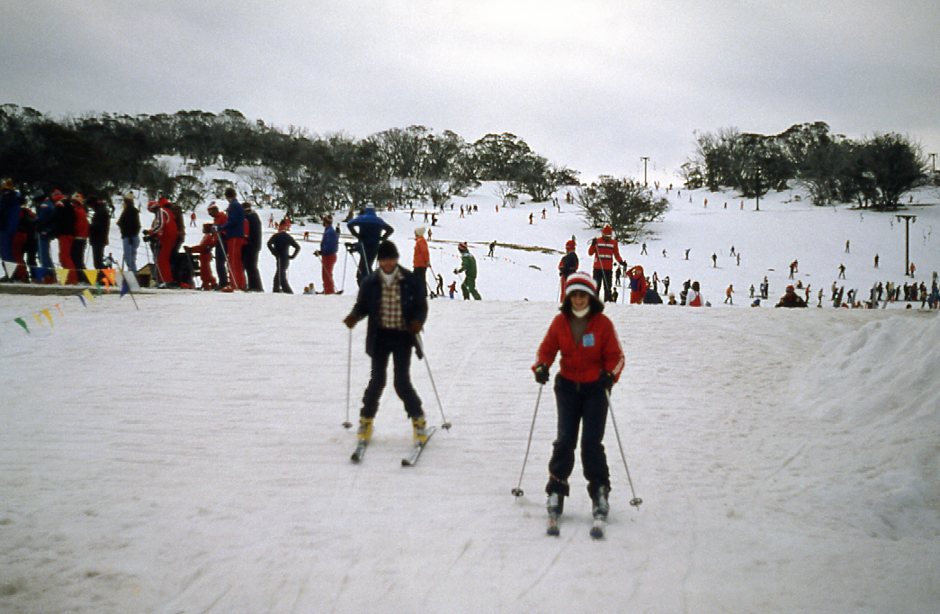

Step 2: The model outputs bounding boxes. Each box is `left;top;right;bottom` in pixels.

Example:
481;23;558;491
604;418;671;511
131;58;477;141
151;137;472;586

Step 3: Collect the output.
3;0;939;180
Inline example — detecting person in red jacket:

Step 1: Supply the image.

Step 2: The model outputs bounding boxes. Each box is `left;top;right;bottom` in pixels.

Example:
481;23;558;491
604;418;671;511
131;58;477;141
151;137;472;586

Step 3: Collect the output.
412;226;430;296
147;198;178;286
189;223;218;289
532;271;625;525
71;193;89;279
625;264;647;304
587;224;624;302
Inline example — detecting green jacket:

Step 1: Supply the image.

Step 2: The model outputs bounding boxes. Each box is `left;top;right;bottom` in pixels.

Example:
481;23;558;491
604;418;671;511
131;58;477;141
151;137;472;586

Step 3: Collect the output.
457;252;477;279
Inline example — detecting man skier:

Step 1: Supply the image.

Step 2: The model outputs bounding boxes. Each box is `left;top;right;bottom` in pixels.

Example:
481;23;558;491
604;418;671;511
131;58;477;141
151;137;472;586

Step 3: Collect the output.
455;242;481;300
587;225;625;302
343;240;429;445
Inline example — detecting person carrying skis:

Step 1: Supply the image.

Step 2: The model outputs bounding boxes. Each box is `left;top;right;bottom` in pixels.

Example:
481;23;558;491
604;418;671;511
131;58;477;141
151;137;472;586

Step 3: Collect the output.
267;219;300;293
587;225;625;302
557;239;579;301
347;205;393;285
343;240;429;445
532;272;625;527
315;214;338;294
454;241;481;300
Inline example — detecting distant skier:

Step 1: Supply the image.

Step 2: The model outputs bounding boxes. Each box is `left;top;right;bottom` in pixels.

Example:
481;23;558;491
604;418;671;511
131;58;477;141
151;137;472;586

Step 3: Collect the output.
454;242;481;300
267;220;300;293
412;227;430;297
588;225;625;302
315;214;338;294
775;285;807;308
557;239;579;301
532;272;625;531
347;206;393;285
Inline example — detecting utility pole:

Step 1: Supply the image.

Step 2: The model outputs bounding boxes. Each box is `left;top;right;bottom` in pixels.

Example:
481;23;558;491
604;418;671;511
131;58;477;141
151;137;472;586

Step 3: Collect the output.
929;153;937;174
754;168;761;212
640;157;650;187
896;214;917;276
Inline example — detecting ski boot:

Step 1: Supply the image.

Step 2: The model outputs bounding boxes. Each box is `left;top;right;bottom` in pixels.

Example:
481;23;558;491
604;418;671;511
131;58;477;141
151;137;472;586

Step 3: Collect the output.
357;417;374;442
546;492;564;536
592;485;610;520
412;416;429;445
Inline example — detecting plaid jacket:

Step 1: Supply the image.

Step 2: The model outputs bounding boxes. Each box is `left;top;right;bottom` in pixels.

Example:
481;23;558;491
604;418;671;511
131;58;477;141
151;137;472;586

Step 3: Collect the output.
348;264;428;358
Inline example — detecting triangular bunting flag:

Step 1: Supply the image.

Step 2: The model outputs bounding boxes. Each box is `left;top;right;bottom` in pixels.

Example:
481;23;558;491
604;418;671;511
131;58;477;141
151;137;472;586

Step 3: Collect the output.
34;312;43;325
82;289;95;303
120;278;130;297
103;269;116;287
41;309;53;327
1;260;12;277
14;317;29;334
56;268;69;285
84;269;98;285
78;294;87;308
54;304;64;317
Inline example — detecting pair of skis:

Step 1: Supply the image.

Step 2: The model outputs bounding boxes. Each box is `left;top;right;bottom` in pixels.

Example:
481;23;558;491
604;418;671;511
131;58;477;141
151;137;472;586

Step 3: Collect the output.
350;426;437;466
547;512;607;540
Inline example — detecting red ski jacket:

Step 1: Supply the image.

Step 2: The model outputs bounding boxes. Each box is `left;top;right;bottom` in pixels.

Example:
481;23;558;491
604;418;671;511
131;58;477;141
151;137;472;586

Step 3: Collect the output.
588;237;624;271
534;312;625;384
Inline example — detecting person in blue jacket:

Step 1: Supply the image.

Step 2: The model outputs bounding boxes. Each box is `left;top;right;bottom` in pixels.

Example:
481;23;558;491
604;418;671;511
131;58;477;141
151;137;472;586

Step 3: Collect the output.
219;187;246;290
346;206;393;285
314;214;339;293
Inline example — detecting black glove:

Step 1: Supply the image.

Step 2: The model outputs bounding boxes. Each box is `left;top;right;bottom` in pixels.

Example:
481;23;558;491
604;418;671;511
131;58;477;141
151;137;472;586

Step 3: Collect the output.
598;370;615;391
534;364;550;385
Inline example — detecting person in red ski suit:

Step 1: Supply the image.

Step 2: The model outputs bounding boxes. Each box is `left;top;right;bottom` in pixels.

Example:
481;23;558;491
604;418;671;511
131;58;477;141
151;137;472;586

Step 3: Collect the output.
587;225;624;302
189;223;218;289
532;271;625;521
626;265;648;304
147;198;178;286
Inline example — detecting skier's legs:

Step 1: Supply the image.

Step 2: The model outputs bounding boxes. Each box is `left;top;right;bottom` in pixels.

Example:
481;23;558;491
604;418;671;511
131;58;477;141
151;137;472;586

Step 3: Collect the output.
361;336;393;419
580;384;611;499
390;332;423;418
278;257;293;293
546;377;583;497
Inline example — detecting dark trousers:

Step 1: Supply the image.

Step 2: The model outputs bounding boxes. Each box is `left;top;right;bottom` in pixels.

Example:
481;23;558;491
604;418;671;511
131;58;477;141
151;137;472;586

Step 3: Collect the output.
546;376;610;499
593;268;613;302
214;242;228;287
272;257;292;293
361;329;422;419
243;245;263;291
414;267;427;296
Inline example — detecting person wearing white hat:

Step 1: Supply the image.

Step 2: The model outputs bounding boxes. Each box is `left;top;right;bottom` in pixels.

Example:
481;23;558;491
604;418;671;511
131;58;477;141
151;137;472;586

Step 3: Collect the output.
532;271;625;528
413;227;429;296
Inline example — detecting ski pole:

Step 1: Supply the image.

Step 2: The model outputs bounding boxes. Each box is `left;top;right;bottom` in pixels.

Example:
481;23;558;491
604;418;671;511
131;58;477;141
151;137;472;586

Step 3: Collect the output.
214;228;235;287
415;333;452;430
606;390;643;509
343;327;353;429
511;384;543;497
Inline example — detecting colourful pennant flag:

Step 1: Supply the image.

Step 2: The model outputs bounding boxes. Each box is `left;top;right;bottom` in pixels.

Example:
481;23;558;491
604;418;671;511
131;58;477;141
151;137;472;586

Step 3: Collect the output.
41;309;53;327
54;303;64;318
56;268;69;285
83;269;98;285
78;294;87;308
82;288;95;303
13;317;29;334
33;312;43;325
103;268;116;287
